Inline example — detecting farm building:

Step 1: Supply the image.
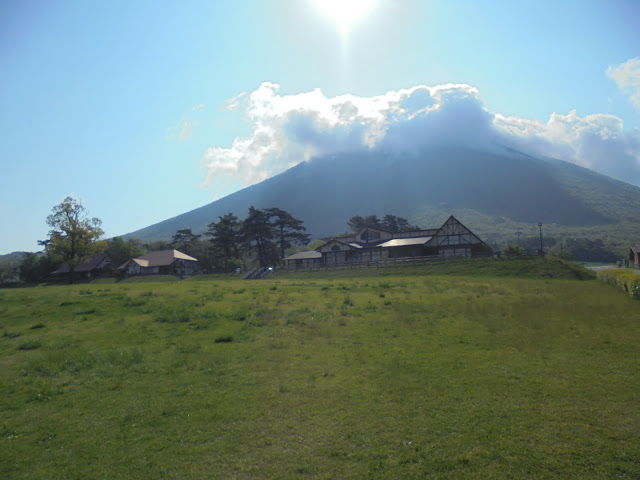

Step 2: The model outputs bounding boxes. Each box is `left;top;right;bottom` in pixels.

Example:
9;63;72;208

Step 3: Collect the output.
51;252;113;280
118;249;199;277
283;216;492;269
280;251;323;269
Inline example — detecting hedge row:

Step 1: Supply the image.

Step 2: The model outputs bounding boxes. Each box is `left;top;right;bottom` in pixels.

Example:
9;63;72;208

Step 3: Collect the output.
597;269;640;298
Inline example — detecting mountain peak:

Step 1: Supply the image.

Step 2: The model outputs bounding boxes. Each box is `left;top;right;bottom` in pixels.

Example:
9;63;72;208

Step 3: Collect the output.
125;146;640;245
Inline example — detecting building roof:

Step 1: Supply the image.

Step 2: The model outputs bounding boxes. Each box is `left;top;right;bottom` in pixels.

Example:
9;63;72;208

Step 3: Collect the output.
51;252;111;275
316;239;362;252
394;228;439;238
378;236;433;248
631;245;640;254
283;251;323;261
118;249;197;269
318;215;492;255
356;226;391;235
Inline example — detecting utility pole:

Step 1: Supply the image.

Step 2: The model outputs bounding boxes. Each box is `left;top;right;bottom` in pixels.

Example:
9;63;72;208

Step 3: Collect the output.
516;229;522;247
538;222;544;255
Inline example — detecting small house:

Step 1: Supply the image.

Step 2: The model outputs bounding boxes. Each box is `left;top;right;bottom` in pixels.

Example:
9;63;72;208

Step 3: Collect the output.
51;252;113;280
118;249;199;277
282;251;323;269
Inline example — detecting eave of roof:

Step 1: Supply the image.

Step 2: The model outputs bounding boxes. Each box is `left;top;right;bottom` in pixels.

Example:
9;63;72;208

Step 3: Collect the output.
51;253;110;274
283;251;323;261
379;236;433;248
132;249;198;267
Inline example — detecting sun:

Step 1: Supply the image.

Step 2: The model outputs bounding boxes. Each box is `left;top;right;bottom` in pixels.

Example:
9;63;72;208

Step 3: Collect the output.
314;0;376;34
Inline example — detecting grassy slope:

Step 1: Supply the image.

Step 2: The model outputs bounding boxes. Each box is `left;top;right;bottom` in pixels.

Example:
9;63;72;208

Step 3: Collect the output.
1;258;638;479
273;256;596;281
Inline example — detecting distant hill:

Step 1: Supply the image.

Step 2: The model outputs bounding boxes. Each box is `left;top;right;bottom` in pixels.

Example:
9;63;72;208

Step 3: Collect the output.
0;251;28;267
125;146;640;248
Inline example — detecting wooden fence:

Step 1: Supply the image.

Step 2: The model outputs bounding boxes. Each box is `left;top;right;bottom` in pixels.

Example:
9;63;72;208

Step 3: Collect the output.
277;250;542;274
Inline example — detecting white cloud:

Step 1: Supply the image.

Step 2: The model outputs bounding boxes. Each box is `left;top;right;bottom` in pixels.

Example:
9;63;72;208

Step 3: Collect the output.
223;92;247;111
496;110;640;183
607;57;640;109
166;118;193;142
179;119;192;141
166;104;204;142
200;82;640;191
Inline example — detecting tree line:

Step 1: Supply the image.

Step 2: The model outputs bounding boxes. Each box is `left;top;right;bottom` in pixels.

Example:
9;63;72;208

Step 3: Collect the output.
502;236;619;263
12;198;310;284
6;198;626;285
167;206;309;273
347;214;419;234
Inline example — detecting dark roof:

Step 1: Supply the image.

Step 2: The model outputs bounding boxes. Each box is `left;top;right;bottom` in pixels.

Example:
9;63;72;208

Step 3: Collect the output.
630;245;640;254
51;253;111;275
316;239;361;252
393;228;439;238
356;226;391;235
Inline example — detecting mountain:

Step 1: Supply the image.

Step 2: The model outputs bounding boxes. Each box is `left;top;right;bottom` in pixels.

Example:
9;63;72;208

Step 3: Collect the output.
125;146;640;247
0;251;28;267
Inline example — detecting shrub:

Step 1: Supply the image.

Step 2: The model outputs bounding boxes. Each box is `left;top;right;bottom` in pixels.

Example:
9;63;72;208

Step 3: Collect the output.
597;269;640;298
504;244;525;257
230;308;248;321
214;335;233;343
18;340;41;351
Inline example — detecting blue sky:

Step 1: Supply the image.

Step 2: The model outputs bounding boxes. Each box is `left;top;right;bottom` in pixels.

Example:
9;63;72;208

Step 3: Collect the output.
1;0;639;254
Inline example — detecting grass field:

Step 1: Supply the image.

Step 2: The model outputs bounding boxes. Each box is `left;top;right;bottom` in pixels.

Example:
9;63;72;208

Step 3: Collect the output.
1;257;638;478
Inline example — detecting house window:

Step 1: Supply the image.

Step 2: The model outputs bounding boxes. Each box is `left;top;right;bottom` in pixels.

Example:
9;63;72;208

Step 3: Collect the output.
361;230;380;243
331;245;341;251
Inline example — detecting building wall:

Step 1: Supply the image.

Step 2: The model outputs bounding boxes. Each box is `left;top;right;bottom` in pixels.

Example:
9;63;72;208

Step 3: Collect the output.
324;250;347;265
439;246;471;258
284;257;323;269
315;217;492;266
124;260;198;276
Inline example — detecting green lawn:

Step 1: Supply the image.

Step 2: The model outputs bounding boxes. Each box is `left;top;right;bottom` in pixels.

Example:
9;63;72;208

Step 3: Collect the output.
1;258;638;478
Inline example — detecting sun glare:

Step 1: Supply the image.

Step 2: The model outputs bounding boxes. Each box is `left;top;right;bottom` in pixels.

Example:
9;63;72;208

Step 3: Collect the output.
314;0;376;34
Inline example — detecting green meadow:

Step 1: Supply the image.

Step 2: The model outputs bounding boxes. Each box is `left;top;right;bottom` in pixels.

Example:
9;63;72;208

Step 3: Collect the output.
1;258;639;478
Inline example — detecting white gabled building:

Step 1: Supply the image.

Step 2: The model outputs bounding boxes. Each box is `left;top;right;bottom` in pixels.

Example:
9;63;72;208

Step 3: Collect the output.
118;249;199;277
283;216;492;269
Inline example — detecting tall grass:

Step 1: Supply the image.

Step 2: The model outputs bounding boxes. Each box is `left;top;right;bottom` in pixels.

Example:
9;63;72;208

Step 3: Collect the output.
597;268;640;298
